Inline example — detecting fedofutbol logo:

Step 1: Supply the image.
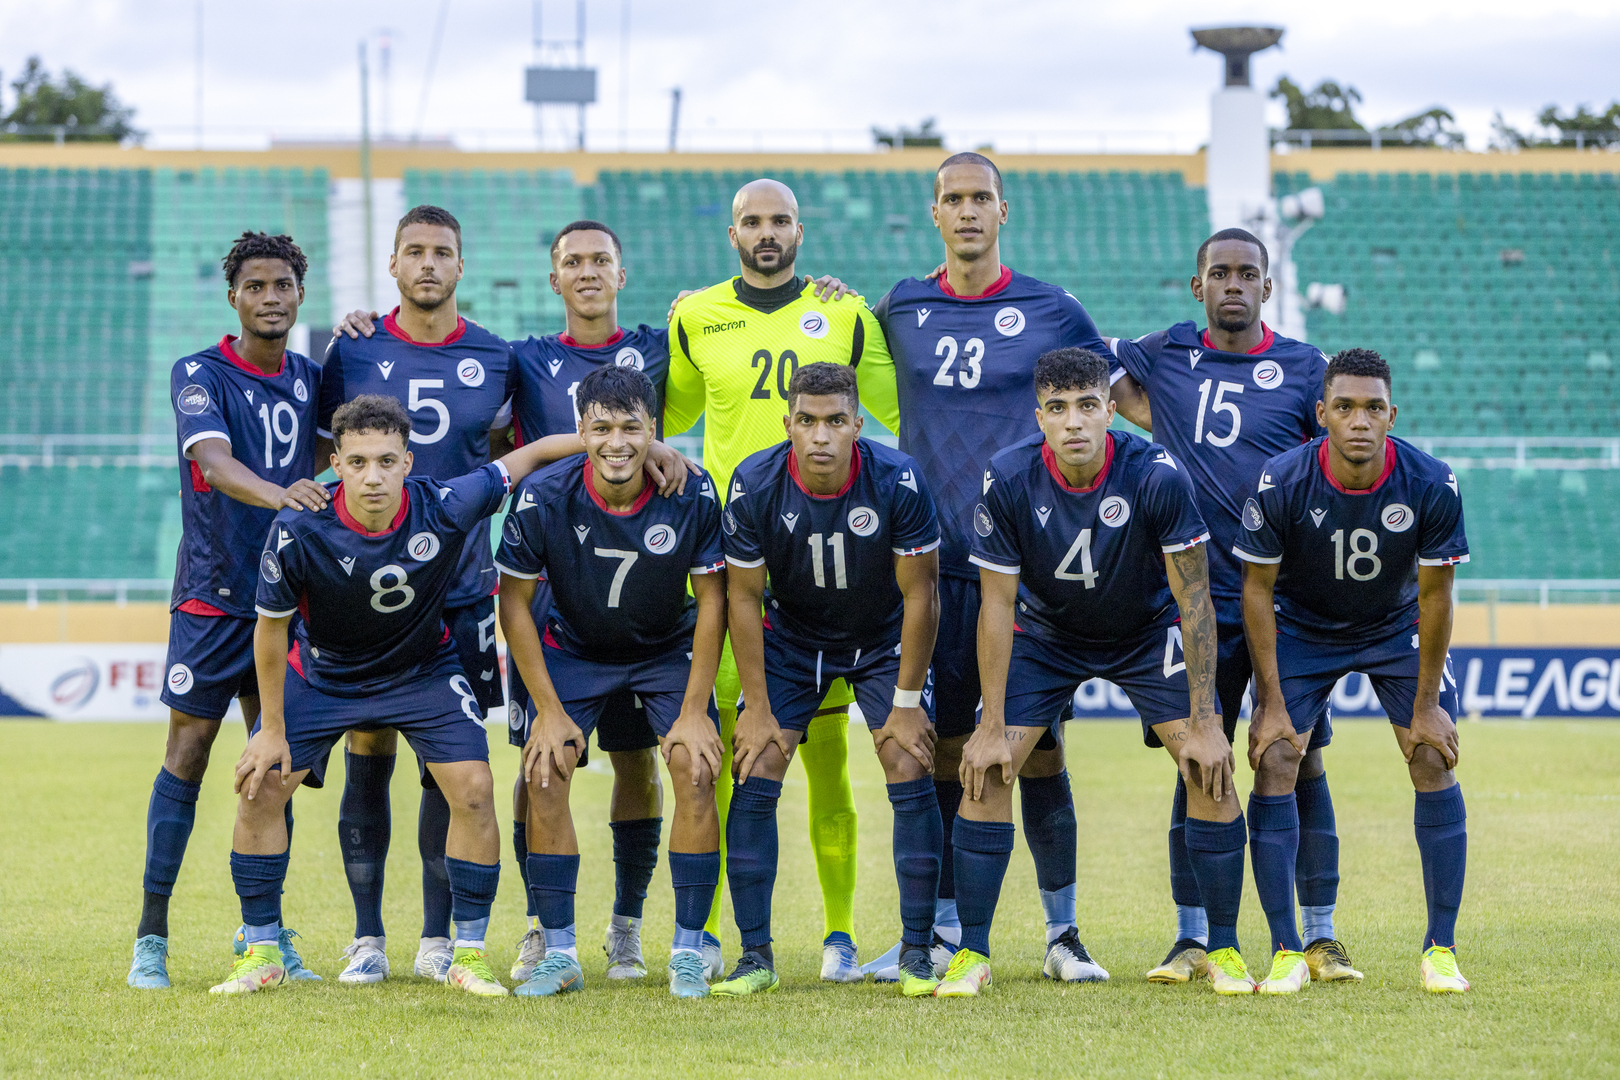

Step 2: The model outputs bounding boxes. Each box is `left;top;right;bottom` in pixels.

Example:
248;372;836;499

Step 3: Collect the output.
408;532;442;560
644;523;678;554
1381;503;1415;532
503;516;522;544
994;307;1026;337
1243;498;1265;531
1099;496;1131;528
615;346;646;370
177;385;210;415
293;378;309;402
457;358;486;387
50;660;100;710
974;504;994;537
723;509;738;535
166;663;194;696
847;506;880;537
260;550;282;583
799;310;829;339
1252;360;1284;389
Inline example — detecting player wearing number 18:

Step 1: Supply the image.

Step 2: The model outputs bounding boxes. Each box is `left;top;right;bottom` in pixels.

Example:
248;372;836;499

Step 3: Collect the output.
1234;349;1472;994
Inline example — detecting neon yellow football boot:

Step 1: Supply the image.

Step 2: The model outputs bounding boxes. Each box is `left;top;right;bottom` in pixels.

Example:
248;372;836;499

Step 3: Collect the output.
1258;949;1311;994
709;950;780;997
446;947;508;997
1420;945;1470;994
209;944;287;995
933;948;992;998
1205;947;1257;995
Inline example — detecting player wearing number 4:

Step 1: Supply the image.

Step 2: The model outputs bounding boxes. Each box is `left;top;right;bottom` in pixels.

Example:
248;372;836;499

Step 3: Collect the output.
495;365;727;999
714;363;945;998
216;394;583;996
944;347;1250;998
1235;349;1471;994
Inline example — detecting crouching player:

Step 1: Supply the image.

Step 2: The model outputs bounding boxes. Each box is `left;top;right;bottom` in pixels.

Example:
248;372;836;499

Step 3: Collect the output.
494;366;728;999
716;362;944;998
1235;348;1471;994
216;394;573;996
944;347;1250;997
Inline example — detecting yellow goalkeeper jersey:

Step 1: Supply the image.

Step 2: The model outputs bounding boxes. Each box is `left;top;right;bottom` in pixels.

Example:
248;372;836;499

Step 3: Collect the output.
665;275;891;501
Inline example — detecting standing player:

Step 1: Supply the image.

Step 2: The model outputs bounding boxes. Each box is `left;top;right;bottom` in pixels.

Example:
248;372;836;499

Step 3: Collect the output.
714;364;944;998
129;231;326;989
1106;229;1358;985
1234;348;1471;994
860;152;1112;981
495;366;727;999
215;394;577;997
942;348;1249;998
665;179;890;981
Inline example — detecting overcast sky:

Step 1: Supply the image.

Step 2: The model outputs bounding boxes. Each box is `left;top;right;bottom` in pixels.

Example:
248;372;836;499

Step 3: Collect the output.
3;0;1617;153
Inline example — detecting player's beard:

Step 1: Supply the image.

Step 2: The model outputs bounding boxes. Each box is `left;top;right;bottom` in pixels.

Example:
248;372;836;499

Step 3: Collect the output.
409;280;455;311
255;322;290;341
1213;309;1254;334
739;239;797;276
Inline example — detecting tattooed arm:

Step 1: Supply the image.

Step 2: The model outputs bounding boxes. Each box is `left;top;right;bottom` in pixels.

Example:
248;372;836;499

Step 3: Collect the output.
1165;541;1234;801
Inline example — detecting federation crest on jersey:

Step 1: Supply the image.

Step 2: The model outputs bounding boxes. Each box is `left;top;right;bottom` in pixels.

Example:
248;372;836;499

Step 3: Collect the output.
1252;359;1284;390
177;385;210;415
1243;498;1265;531
508;698;524;732
974;503;994;537
457;358;486;387
408;531;442;561
644;523;678;554
293;378;309;402
167;663;194;696
847;506;880;537
799;310;829;339
994;307;1025;337
1381;503;1415;533
1099;496;1131;528
260;550;283;584
615;346;646;371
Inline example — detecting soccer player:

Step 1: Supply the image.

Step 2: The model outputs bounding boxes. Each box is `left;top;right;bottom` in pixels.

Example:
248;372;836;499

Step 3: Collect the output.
665;179;892;981
1106;229;1359;985
942;347;1250;998
214;393;579;996
129;231;327;990
495;366;727;999
860;152;1112;982
1234;348;1471;994
713;363;943;998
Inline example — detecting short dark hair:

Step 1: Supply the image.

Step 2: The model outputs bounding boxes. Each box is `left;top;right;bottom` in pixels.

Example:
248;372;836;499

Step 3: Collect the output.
1196;227;1269;276
550;219;623;265
787;362;858;413
1034;347;1110;399
1324;347;1392;398
934;151;1003;200
394;204;462;254
331;393;412;448
222;230;307;287
576;364;657;422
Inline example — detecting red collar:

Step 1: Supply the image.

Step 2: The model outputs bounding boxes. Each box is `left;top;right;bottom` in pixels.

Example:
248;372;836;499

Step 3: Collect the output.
559;327;626;350
1318;437;1397;495
1201;323;1275;355
333;483;411;536
384;307;467;347
1042;432;1114;494
583;459;655;515
218;335;285;378
936;264;1012;299
787;442;861;499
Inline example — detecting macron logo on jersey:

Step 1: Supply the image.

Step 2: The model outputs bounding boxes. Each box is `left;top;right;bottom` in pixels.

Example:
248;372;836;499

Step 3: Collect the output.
731;480;746;501
377;361;396;380
916;308;931;327
438;486;453;500
1258;474;1276;491
244;389;254;404
1310;508;1327;528
898;469;918;493
516;491;537;513
1036;506;1052;528
1189;349;1203;369
574;525;591;545
1152;451;1178;470
338;556;356;576
983;469;994;495
546;358;563;377
781;512;800;534
276;528;293;551
1446;473;1460;497
185;362;201;376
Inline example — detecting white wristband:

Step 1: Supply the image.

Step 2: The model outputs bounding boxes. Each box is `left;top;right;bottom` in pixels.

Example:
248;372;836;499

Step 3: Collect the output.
893;687;922;709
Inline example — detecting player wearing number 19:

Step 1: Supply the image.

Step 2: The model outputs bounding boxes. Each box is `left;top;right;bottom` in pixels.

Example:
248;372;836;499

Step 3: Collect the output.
945;347;1249;998
1234;349;1471;994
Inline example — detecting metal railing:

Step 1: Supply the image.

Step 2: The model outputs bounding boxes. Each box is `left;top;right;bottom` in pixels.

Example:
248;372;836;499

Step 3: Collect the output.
0;579;173;607
1453;579;1620;607
0;434;171;469
1411;437;1620;471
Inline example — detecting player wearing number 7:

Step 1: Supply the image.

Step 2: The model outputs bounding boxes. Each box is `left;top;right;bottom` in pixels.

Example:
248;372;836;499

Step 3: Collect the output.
1234;348;1471;994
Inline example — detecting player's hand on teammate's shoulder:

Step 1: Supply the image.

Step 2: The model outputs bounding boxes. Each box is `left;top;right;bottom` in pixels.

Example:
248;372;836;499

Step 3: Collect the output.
333;309;380;339
278;478;330;513
666;290;698;323
808;275;856;302
923;263;946;281
645;441;702;496
959;718;1014;802
1246;694;1307;772
875;705;936;772
731;705;794;786
1180;712;1236;803
235;728;291;800
1404;701;1460;769
661;709;724;789
523;704;584;788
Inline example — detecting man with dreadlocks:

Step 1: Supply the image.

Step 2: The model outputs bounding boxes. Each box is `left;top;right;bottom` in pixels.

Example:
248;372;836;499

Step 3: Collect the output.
129;231;331;989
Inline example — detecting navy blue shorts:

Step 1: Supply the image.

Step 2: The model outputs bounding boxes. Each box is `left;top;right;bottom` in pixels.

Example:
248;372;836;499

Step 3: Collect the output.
1276;628;1459;744
272;647;490;789
512;638;713;750
934;574;1060;750
161;610;258;721
1005;622;1191;748
749;627;934;734
446;596;504;715
507;657;660;758
1214;595;1253;741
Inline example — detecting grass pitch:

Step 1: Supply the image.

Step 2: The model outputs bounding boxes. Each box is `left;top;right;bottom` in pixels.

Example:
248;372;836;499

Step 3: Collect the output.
2;718;1617;1078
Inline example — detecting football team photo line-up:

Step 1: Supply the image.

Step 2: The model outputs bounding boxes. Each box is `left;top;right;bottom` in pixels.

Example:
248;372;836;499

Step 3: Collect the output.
127;153;1471;1001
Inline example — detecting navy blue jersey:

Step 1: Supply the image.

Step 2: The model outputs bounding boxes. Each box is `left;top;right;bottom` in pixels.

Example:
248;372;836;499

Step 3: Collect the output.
870;268;1108;581
969;431;1210;648
170;336;321;618
494;457;724;662
255;463;512;695
1232;436;1469;647
1109;322;1326;600
509;326;670;444
723;438;940;651
318;310;516;607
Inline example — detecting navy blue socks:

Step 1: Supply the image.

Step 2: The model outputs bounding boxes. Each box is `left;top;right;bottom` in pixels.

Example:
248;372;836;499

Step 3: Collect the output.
933;777;962;902
1414;785;1467;949
670;850;721;953
513;820;537;919
526;852;580;953
1020;771;1077;940
1185;815;1247;953
339;750;394;940
610;817;663;920
138;768;201;938
231;850;289;935
725;777;782;951
1248;792;1304;953
952;817;1015;958
1295;771;1340;942
443;856;499;949
886;778;943;947
419;785;453;939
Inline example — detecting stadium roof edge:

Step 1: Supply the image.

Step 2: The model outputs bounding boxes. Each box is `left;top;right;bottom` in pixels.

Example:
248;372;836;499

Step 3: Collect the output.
0;144;1614;184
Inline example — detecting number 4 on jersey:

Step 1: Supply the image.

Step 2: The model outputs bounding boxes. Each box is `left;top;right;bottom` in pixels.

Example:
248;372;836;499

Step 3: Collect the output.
1055;528;1099;588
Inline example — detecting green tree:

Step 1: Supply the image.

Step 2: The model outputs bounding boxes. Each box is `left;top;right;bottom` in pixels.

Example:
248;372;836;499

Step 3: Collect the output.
1492;103;1620;149
872;118;943;149
1;56;140;142
1270;77;1366;131
1387;106;1465;148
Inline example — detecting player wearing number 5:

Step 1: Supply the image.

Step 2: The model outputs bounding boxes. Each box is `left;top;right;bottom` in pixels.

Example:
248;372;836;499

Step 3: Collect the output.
665;179;890;981
1235;349;1471;995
